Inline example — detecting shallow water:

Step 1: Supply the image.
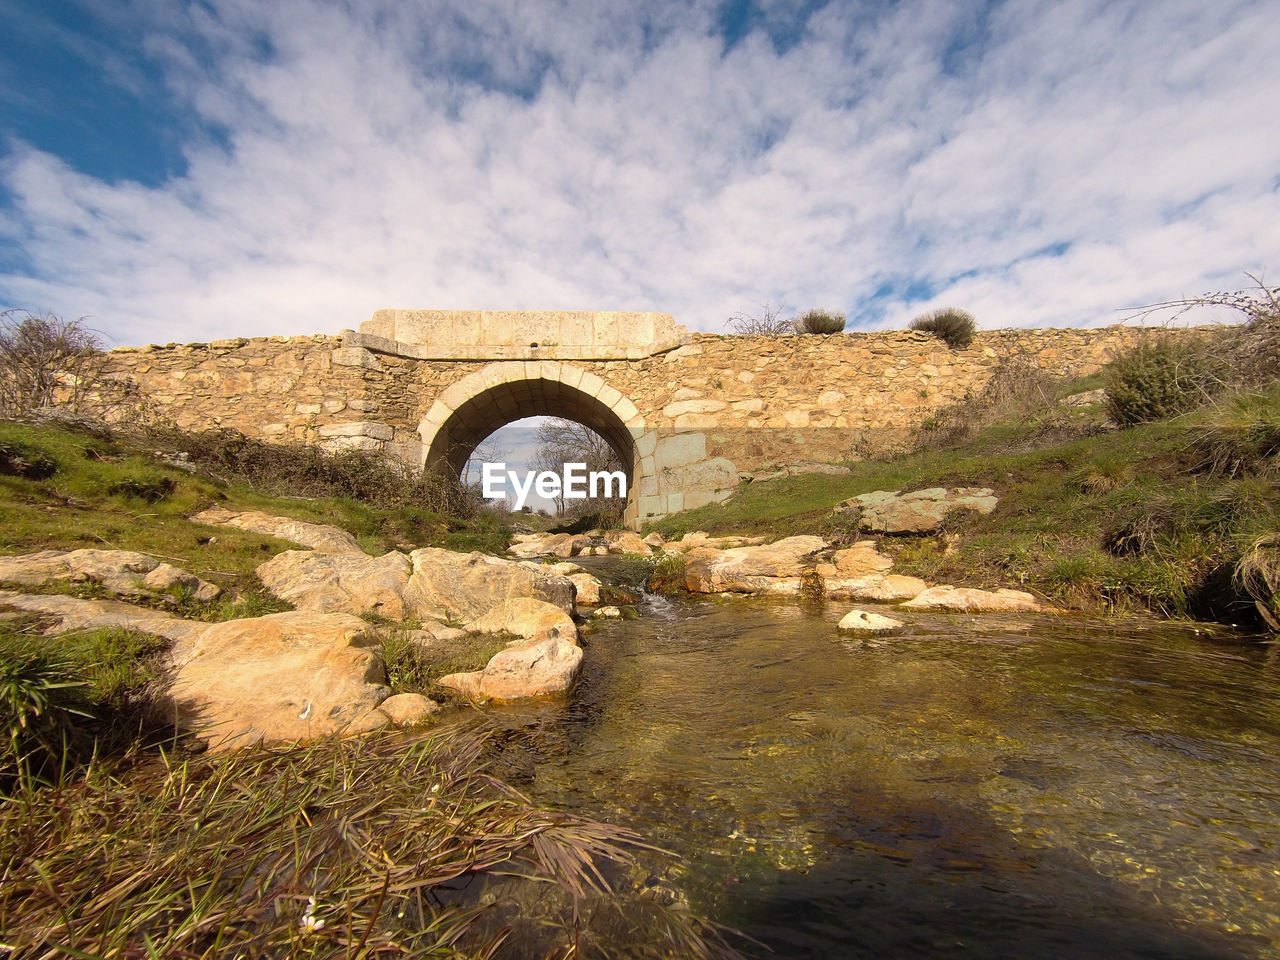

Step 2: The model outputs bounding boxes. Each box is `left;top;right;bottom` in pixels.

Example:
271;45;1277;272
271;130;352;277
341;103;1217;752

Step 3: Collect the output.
459;587;1280;958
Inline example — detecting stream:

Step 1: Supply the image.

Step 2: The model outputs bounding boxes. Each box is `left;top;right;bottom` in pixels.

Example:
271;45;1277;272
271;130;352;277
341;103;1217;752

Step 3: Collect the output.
447;572;1280;958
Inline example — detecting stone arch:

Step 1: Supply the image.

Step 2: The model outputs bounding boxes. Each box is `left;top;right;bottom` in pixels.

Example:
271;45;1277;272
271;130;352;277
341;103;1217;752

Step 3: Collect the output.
418;361;649;525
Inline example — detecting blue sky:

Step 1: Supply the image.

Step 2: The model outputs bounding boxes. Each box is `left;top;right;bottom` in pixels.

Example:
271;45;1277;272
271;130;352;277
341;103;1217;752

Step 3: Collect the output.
2;0;1278;347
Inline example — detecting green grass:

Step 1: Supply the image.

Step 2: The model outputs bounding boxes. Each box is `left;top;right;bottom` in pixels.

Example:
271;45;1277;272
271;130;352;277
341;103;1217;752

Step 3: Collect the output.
381;628;511;698
0;420;513;610
645;388;1280;625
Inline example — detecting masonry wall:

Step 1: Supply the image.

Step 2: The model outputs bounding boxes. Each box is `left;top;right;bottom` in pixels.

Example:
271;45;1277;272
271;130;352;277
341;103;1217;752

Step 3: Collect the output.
102;326;1146;474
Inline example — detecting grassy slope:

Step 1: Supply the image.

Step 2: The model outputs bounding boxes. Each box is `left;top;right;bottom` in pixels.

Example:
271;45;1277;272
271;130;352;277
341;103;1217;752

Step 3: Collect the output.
646;389;1280;623
0;419;510;615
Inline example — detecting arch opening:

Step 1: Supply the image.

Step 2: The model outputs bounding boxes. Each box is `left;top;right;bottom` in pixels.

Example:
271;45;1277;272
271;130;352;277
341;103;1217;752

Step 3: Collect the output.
418;365;644;525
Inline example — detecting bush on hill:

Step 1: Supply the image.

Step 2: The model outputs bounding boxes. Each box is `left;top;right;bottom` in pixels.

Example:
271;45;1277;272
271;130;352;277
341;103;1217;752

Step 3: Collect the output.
796;309;846;334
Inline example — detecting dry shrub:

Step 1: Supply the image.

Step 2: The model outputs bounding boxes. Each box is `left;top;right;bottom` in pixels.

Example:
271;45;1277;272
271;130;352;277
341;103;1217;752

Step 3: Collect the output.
909;307;977;348
0;310;106;416
915;356;1061;449
728;303;794;335
1235;533;1280;630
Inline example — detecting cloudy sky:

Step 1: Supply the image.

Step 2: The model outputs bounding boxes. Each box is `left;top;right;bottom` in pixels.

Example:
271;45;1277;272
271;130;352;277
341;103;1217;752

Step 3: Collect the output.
1;0;1278;347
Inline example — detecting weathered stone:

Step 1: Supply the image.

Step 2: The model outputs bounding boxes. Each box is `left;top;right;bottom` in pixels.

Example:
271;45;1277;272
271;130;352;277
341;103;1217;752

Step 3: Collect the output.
826;574;931;603
604;530;652;555
685;536;828;594
317;421;394;440
438;636;583;701
593;605;623;618
815;542;894;579
377;692;441;727
464;597;578;644
166;611;389;752
838;487;999;534
901;585;1043;613
837;608;905;633
192;506;364;554
0;549;221;603
406;548;575;621
256;550;414;618
0;589;198;640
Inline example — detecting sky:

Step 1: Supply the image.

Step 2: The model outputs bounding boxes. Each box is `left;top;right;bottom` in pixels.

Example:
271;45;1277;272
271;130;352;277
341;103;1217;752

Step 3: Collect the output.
1;0;1278;348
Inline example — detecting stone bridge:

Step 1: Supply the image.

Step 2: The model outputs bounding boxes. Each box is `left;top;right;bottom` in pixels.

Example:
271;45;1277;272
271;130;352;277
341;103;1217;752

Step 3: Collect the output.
103;310;1140;528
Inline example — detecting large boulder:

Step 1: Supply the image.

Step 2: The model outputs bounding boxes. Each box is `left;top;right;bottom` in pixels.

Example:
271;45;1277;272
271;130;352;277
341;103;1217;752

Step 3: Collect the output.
256;550;414;618
192;506;365;554
836;488;998;535
901;585;1043;613
0;549;221;602
464;597;578;644
506;533;590;559
376;692;441;727
167;611;390;751
406;548;575;621
438;636;583;701
684;535;827;594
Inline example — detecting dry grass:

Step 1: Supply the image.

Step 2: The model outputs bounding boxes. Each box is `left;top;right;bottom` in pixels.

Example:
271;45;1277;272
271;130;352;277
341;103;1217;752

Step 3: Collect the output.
0;731;739;958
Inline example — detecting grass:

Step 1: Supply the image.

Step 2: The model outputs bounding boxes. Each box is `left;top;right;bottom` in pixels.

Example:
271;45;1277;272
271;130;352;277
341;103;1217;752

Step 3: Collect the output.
0;731;738;958
382;628;512;698
645;385;1280;626
0;419;513;610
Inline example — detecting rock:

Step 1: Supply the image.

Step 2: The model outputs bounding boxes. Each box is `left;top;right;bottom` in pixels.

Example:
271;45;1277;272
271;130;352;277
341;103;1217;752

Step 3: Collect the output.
464;597;578;644
605;530;652;555
256;550;413;618
837;608;905;633
1060;388;1107;407
0;589;199;640
192;506;364;554
407;621;467;644
166;611;390;752
438;636;583;701
815;542;894;579
643;532;666;548
568;572;602;605
593;605;623;618
684;535;828;593
341;710;392;736
0;549;221;602
407;548;575;621
506;532;590;559
663;531;769;553
835;488;999;534
377;692;441;727
826;574;931;603
901;585;1043;613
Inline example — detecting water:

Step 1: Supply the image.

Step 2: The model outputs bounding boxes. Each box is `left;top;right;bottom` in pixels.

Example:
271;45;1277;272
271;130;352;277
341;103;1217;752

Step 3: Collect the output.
455;586;1280;958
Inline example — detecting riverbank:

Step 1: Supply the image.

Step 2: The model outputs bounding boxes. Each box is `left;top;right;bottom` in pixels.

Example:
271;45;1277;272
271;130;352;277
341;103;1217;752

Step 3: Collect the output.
645;380;1280;629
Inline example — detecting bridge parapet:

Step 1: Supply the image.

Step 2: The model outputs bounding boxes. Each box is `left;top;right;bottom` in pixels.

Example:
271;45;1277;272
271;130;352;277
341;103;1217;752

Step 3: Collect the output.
350;309;688;361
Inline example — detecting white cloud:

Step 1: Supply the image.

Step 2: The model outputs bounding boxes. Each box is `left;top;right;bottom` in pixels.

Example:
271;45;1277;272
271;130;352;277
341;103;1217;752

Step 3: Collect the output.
2;0;1278;346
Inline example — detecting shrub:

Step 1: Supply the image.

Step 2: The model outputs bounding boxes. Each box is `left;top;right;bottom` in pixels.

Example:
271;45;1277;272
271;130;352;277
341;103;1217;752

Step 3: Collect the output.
1188;389;1280;477
728;303;794;335
0;310;109;416
143;426;475;515
1235;533;1280;630
1103;334;1225;426
796;309;846;335
909;307;977;348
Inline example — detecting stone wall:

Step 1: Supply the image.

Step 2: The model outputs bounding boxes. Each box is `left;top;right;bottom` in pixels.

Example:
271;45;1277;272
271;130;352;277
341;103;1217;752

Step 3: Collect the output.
103;325;1143;469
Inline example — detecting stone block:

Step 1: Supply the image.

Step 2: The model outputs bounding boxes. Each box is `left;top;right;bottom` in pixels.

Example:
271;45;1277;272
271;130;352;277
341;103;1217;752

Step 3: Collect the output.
260;422;287;436
295;403;322;415
317;421;394;440
634;430;658;459
638;493;665;518
655;432;706;469
320;436;383;452
332;347;383;371
674;413;719;430
663;398;727;417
